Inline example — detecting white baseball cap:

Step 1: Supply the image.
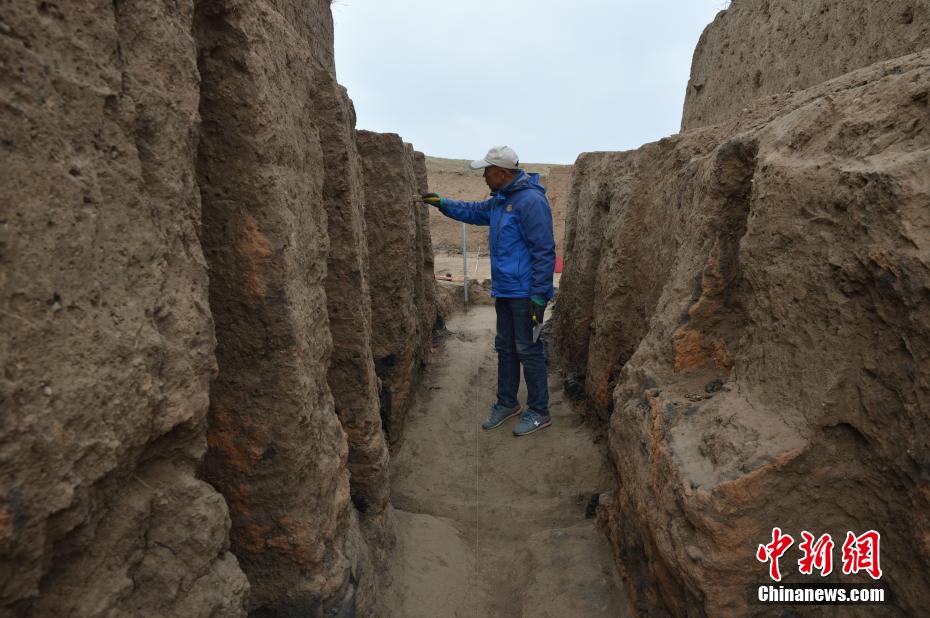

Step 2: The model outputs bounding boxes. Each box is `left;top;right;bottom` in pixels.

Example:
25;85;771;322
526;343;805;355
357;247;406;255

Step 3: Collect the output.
469;145;520;170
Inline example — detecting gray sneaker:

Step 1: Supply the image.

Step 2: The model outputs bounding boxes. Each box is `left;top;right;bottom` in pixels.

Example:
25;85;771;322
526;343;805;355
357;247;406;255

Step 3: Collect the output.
512;410;552;437
482;403;522;430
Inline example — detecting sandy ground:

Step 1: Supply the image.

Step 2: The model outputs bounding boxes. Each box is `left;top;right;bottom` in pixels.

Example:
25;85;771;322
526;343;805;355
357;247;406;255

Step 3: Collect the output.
381;306;628;616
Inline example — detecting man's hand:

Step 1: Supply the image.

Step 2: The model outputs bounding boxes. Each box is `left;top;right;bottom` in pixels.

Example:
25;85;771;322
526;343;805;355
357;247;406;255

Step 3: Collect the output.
420;192;444;207
530;295;547;327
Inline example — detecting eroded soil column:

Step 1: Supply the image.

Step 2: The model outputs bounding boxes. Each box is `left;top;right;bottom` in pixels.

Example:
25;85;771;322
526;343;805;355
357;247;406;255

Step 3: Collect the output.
315;82;395;552
1;0;248;615
195;0;370;613
357;131;437;445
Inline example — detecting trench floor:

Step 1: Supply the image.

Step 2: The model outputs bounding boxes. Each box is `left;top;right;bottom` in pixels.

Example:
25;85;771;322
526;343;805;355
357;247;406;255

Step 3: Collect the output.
382;305;629;616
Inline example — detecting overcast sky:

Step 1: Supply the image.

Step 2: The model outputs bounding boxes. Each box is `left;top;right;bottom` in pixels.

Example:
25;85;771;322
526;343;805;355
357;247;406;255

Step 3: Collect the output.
333;1;727;164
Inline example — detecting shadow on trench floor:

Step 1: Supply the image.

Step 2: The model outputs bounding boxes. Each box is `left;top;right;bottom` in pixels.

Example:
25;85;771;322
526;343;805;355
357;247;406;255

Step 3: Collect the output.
381;305;630;617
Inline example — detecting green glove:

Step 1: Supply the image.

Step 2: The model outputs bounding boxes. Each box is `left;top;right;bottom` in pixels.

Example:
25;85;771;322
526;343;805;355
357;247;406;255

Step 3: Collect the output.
420;192;444;207
530;296;547;328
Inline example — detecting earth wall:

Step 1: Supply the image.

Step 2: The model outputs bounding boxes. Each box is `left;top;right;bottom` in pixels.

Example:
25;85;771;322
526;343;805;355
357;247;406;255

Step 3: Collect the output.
1;0;435;614
555;50;930;615
683;0;930;130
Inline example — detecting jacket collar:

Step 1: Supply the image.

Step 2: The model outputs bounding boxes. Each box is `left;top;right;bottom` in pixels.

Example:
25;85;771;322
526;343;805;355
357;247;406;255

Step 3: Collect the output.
493;170;527;197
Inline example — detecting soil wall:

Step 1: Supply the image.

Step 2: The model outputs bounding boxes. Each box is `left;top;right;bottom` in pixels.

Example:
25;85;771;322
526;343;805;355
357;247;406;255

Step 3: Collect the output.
683;0;930;130
196;0;372;613
555;50;930;615
358;132;437;446
0;1;249;615
2;0;434;614
319;91;395;558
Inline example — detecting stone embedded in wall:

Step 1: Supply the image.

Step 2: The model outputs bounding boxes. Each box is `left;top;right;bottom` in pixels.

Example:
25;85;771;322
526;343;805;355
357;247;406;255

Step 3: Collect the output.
682;0;930;130
0;0;248;615
195;0;373;614
357;131;437;445
556;51;930;615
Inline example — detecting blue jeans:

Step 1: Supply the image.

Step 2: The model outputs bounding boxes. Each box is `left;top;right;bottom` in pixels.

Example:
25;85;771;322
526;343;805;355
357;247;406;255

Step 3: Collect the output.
495;297;549;416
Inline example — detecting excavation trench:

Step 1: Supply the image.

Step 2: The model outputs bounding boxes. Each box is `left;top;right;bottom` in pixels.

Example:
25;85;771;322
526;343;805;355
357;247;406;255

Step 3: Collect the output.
7;0;930;614
381;305;628;616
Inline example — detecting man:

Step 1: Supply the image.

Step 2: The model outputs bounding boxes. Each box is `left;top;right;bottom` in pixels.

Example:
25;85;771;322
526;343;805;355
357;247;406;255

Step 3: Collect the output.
421;146;556;436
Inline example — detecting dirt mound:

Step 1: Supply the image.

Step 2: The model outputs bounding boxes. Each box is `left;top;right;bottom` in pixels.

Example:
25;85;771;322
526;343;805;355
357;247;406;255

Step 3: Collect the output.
683;0;930;130
555;50;930;615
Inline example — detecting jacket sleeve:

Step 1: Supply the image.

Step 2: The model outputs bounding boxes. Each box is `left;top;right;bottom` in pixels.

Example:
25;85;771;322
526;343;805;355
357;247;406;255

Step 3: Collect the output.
438;196;494;226
516;195;556;299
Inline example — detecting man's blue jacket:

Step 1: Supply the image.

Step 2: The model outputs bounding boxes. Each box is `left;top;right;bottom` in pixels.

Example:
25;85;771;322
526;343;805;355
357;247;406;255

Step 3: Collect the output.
439;170;555;300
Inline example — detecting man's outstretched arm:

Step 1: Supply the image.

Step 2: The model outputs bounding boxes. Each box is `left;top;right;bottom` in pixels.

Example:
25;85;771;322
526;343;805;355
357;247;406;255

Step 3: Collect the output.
422;193;495;226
